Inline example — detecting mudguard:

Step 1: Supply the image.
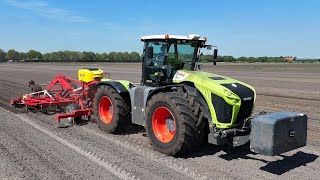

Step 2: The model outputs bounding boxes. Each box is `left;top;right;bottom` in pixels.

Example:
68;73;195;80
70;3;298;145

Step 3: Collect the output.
97;81;128;93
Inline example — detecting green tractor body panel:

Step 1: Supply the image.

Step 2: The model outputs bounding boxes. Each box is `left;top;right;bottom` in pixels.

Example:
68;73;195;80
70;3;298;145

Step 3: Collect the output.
100;78;132;91
115;80;132;90
173;70;256;129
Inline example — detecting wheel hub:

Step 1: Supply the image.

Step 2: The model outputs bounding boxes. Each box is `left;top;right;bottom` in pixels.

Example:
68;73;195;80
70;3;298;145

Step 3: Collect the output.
152;107;176;143
99;96;113;124
166;118;175;132
67;117;73;123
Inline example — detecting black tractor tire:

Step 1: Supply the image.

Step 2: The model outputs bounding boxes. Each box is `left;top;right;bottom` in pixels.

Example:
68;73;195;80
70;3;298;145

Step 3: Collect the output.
182;90;209;146
31;84;42;92
94;85;130;134
145;92;207;156
65;104;81;124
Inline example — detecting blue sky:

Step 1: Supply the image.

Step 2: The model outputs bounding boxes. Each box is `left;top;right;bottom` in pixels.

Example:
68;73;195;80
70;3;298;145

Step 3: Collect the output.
0;0;319;57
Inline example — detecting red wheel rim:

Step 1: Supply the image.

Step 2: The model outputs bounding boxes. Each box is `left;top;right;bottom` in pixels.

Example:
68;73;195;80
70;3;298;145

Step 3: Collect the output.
99;96;113;124
152;107;176;143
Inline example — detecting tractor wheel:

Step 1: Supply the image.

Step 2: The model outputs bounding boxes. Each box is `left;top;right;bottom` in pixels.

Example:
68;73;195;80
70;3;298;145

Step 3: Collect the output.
145;92;207;156
94;85;130;134
65;104;81;125
31;84;42;92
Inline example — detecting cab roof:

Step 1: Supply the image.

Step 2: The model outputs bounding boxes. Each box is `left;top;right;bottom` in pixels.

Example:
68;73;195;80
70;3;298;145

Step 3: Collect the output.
141;34;206;41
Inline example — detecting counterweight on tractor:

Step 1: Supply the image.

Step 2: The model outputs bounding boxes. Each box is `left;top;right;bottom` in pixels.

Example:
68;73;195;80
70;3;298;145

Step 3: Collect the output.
11;34;308;156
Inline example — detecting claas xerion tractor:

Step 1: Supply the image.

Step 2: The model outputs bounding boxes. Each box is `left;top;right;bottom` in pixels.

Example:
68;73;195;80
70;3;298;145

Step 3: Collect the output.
11;34;307;156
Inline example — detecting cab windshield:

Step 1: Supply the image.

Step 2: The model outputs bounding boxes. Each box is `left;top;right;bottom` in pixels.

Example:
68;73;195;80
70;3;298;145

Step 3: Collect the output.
167;43;196;70
145;41;197;71
144;41;198;84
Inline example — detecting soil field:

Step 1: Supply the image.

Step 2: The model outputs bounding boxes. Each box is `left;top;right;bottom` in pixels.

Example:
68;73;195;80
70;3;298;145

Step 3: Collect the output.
0;62;319;180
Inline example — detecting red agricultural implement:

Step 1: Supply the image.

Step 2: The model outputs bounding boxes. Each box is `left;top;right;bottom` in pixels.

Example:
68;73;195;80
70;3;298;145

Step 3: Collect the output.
10;69;107;127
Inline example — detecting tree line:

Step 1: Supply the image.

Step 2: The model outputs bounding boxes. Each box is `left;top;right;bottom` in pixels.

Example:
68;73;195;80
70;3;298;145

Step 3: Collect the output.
201;55;290;63
1;48;317;63
0;49;141;62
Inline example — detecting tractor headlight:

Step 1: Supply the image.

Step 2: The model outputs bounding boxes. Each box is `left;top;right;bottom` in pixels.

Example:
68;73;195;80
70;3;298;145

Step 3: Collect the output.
224;90;232;97
223;91;239;104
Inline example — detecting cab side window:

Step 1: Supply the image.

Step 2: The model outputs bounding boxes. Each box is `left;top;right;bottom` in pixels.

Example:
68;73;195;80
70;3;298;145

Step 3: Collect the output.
146;42;166;67
144;42;167;83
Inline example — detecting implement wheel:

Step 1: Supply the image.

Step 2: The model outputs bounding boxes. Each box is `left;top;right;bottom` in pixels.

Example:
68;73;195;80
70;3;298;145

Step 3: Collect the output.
145;92;206;156
94;85;130;133
65;104;81;125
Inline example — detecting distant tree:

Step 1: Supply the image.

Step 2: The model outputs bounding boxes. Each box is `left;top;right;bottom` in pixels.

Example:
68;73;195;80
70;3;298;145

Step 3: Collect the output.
65;51;73;62
6;49;20;61
43;53;50;60
237;56;248;62
129;52;141;61
27;50;42;60
95;53;102;61
109;52;117;60
247;57;256;63
101;53;110;61
200;54;214;62
221;56;235;62
122;52;130;60
48;51;67;61
76;51;85;61
50;51;61;61
62;51;79;62
116;52;124;60
258;56;268;62
19;52;27;60
0;49;6;62
83;51;96;61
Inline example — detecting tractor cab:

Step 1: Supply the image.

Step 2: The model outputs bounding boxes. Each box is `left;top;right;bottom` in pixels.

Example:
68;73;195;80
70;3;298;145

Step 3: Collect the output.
141;34;217;86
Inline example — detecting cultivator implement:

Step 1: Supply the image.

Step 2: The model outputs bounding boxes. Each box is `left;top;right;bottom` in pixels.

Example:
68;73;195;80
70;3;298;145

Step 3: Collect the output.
10;69;105;127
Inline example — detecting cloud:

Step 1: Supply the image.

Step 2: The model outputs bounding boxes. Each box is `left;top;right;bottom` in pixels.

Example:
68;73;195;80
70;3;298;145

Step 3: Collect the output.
5;0;89;23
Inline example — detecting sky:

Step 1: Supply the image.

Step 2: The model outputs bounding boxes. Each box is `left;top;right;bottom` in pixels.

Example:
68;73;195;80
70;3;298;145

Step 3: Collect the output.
0;0;319;57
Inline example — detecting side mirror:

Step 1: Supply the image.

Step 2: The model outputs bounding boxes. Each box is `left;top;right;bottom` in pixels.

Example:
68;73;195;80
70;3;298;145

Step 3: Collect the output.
213;49;218;59
146;47;153;59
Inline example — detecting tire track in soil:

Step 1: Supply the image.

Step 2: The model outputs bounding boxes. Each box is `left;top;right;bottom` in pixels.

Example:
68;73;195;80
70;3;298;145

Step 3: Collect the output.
3;88;320;179
0;80;28;103
25;111;234;179
258;93;320;102
25;112;210;180
80;126;211;180
24;113;222;179
1;108;135;180
3;109;139;180
0;128;73;180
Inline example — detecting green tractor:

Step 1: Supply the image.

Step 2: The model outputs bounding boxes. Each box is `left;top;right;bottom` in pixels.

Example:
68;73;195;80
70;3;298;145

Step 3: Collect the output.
94;34;307;156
